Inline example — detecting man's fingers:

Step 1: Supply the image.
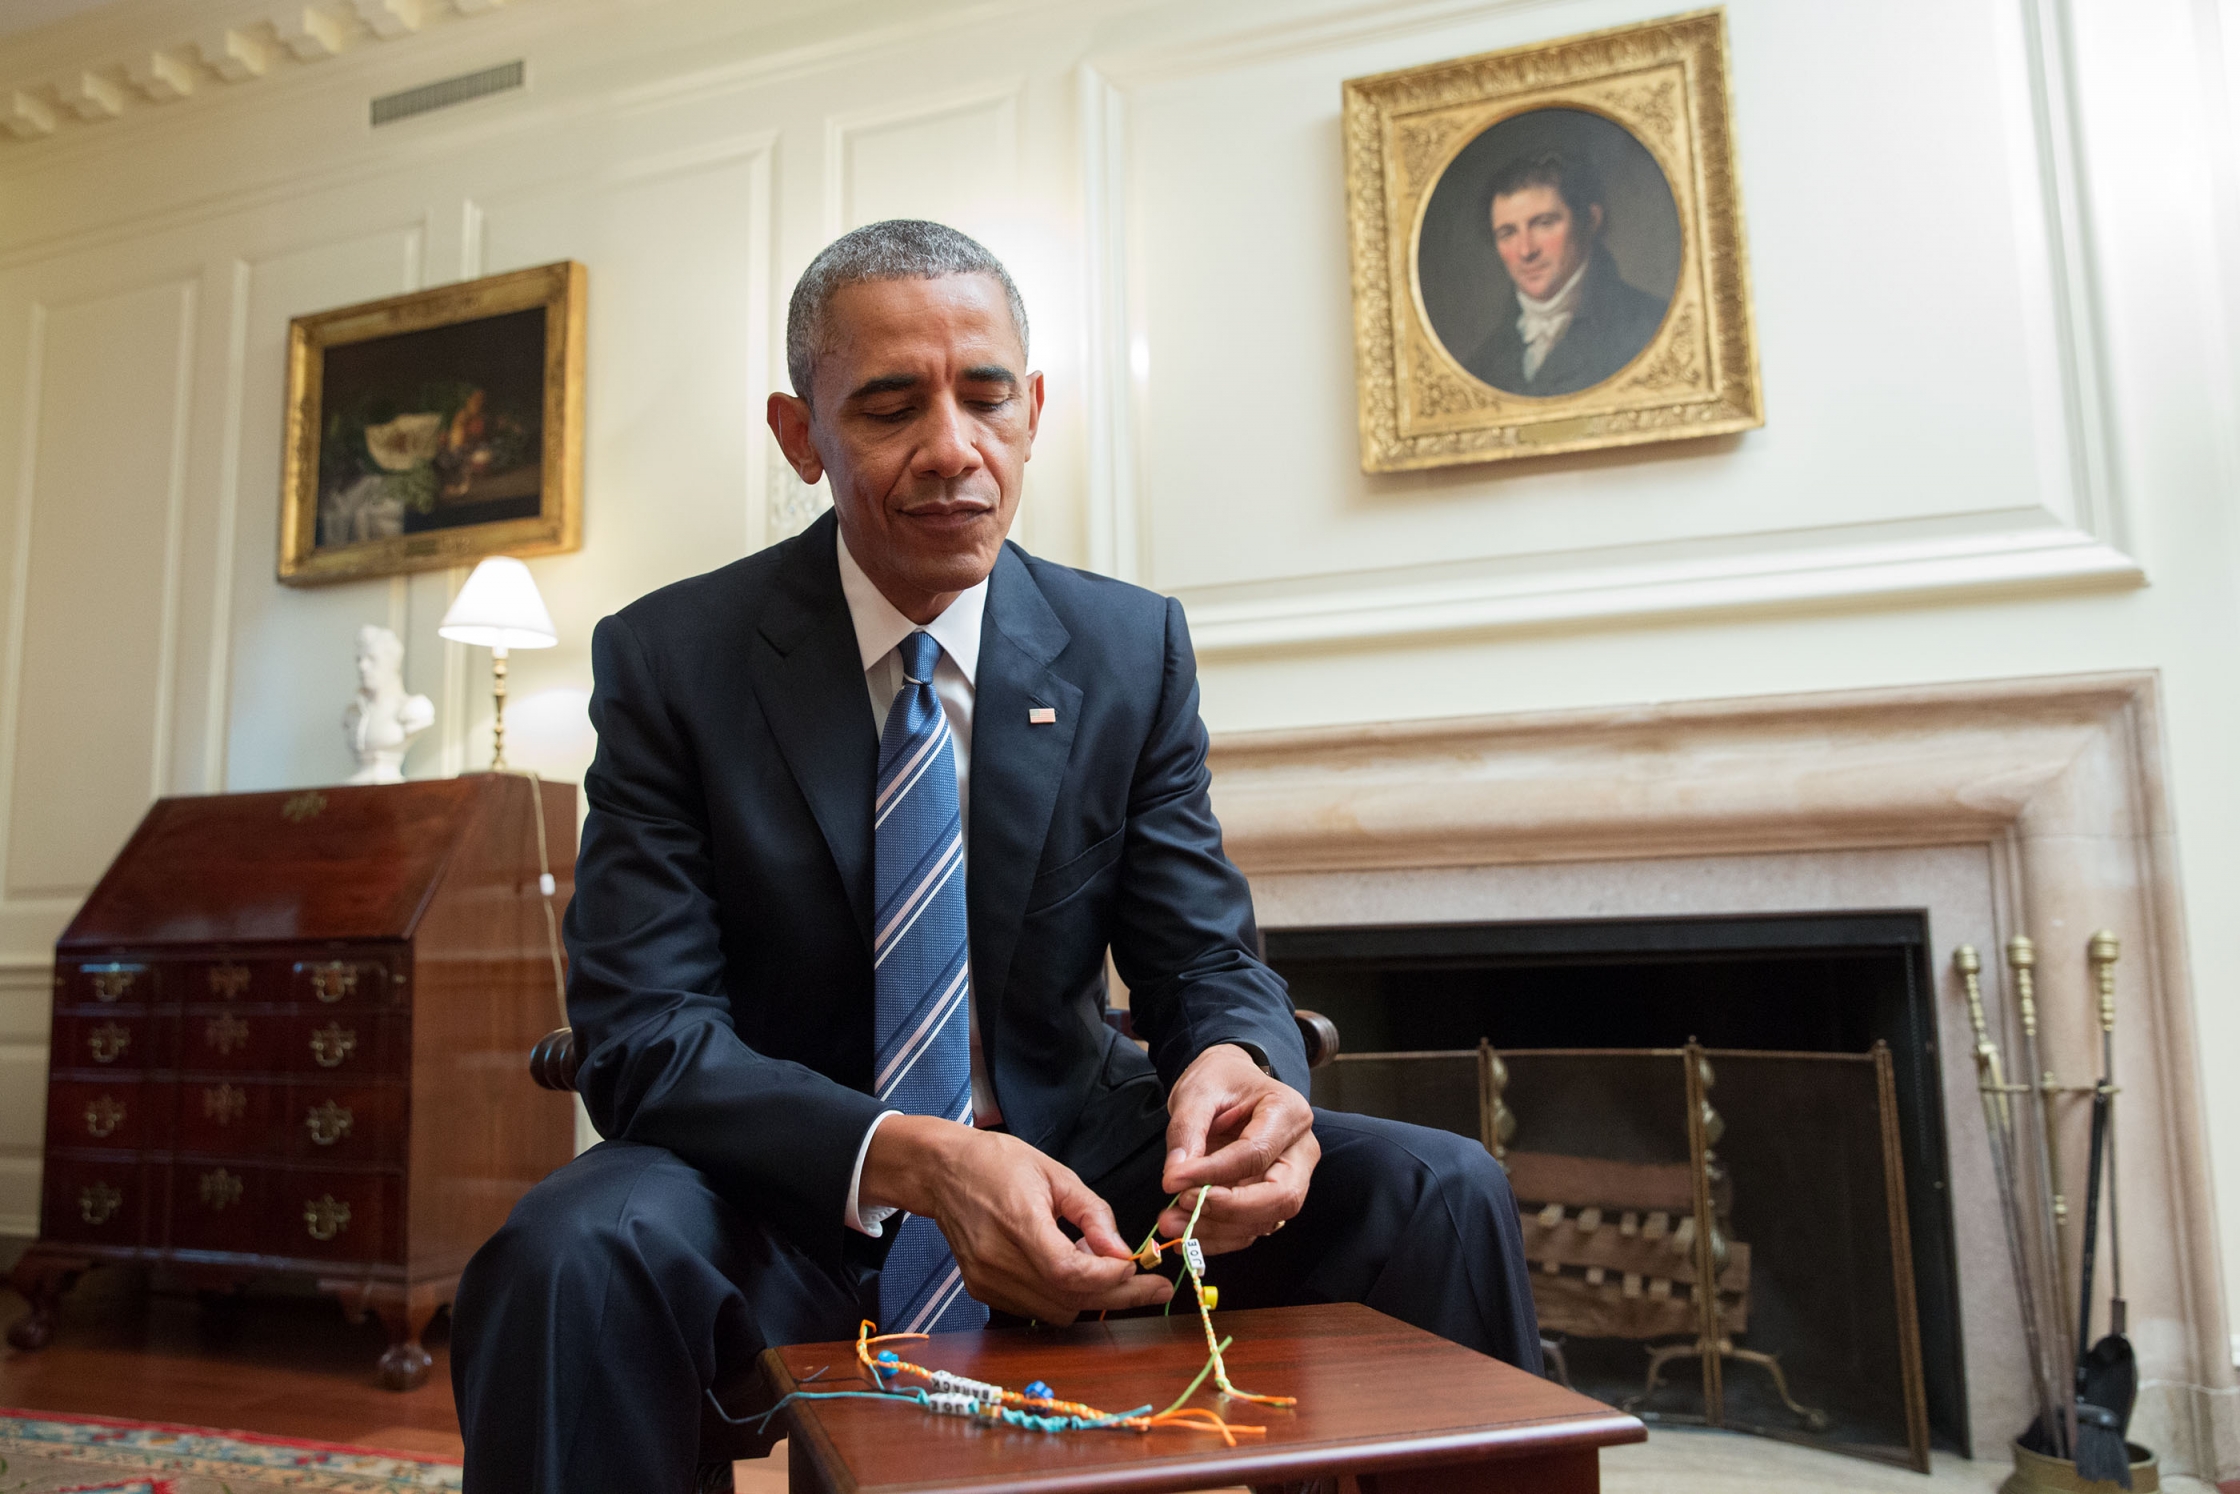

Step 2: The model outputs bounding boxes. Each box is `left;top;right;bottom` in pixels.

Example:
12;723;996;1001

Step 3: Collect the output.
1046;1168;1132;1261
1162;1086;1222;1192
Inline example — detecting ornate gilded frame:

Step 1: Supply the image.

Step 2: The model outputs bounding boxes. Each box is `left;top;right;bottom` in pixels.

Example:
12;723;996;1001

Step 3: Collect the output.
278;261;586;585
1342;10;1760;472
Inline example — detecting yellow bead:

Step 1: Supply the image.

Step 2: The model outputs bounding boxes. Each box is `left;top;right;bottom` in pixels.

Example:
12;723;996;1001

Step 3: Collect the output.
1198;1284;1218;1311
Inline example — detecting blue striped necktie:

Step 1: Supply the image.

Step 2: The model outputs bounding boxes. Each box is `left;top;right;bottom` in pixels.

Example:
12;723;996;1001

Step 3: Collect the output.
872;631;988;1334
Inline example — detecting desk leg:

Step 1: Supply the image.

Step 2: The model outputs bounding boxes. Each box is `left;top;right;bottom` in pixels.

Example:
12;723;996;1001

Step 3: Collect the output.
1358;1448;1597;1494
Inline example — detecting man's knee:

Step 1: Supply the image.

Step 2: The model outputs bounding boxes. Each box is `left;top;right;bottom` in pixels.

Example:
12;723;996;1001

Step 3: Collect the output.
458;1141;711;1330
1311;1109;1513;1222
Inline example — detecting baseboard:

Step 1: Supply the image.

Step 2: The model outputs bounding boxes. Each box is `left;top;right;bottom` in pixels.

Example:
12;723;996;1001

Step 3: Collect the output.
2133;1377;2240;1480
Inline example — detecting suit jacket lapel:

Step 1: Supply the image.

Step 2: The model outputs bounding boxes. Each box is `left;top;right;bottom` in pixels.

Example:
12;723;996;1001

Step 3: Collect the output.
968;544;1081;1021
747;511;878;947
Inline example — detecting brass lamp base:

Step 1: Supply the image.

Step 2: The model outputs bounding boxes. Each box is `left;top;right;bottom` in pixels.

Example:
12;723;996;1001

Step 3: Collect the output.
489;645;510;771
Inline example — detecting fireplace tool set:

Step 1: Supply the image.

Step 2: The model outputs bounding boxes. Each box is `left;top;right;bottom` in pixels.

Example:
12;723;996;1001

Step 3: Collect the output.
1955;932;2153;1491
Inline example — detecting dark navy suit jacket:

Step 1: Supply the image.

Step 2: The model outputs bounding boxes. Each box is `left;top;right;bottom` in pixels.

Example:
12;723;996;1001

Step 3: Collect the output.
563;510;1307;1257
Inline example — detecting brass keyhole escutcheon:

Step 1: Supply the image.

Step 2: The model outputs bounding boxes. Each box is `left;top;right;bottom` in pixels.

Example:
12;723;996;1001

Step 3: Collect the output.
83;1095;124;1138
305;1100;353;1146
308;962;358;1004
89;968;135;1002
304;1194;350;1241
209;963;251;999
87;1022;129;1064
310;1023;356;1068
204;1014;250;1056
79;1181;122;1226
199;1168;242;1211
203;1084;246;1125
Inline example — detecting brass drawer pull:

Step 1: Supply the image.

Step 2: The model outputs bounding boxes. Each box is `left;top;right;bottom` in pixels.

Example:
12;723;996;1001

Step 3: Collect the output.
203;1084;246;1125
309;1023;355;1068
209;963;251;999
88;967;135;1002
87;1022;129;1064
304;1194;350;1241
199;1168;242;1211
79;1182;121;1226
308;962;358;1004
204;1014;249;1056
83;1095;124;1138
305;1100;354;1146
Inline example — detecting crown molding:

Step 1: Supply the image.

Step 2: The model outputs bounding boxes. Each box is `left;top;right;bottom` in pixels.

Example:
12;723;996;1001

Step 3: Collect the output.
0;0;523;143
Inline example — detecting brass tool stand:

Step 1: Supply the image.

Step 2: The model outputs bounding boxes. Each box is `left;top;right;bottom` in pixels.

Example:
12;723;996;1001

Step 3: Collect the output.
1958;946;2070;1457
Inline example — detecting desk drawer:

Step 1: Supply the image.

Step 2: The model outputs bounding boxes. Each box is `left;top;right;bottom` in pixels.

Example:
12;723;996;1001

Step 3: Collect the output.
59;961;155;1008
284;1011;399;1076
276;1171;398;1265
47;1077;167;1151
283;1083;400;1164
289;955;402;1008
173;1078;279;1155
54;1011;167;1072
180;1007;286;1072
42;1156;146;1247
167;1161;266;1255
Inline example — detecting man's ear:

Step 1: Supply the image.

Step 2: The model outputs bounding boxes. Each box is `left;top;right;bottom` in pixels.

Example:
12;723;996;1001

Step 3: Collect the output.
766;392;824;484
1587;203;1605;237
1024;370;1046;455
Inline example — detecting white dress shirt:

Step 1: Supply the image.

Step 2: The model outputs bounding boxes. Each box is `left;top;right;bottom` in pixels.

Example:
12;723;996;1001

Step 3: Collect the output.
1515;255;1589;382
836;531;1001;1237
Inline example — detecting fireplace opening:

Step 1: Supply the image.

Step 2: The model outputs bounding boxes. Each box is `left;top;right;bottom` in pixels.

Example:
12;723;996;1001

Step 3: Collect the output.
1266;911;1965;1459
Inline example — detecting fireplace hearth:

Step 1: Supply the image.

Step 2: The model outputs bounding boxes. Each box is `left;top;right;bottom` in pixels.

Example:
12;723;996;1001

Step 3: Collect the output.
1270;912;1954;1465
1205;674;2231;1477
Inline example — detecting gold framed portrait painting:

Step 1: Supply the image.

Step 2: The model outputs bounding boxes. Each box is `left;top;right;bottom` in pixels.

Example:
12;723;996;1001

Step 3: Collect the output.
1343;10;1760;472
279;261;585;585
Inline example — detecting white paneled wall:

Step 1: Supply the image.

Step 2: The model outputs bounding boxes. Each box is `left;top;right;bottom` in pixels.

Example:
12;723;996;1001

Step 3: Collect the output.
0;0;2237;1381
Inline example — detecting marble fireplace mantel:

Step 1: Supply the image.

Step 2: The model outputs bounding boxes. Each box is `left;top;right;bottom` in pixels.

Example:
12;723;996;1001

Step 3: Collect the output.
1207;671;2232;1476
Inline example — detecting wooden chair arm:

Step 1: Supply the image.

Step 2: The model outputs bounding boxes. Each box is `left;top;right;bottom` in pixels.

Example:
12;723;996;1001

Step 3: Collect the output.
529;1009;1340;1096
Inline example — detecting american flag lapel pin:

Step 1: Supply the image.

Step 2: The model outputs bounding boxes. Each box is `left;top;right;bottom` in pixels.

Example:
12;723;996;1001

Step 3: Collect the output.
1028;706;1057;725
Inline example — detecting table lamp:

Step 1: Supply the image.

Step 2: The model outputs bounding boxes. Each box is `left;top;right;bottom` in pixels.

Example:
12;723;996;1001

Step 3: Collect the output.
438;556;556;771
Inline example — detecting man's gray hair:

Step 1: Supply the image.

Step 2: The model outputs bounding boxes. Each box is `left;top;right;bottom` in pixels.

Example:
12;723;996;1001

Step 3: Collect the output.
785;220;1029;402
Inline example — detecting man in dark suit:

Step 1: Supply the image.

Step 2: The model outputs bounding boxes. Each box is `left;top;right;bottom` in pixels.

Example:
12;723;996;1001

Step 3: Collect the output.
1463;151;1669;397
451;220;1539;1493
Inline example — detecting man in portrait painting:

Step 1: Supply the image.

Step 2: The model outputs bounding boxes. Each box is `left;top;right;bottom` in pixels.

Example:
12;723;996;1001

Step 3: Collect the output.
1462;151;1669;397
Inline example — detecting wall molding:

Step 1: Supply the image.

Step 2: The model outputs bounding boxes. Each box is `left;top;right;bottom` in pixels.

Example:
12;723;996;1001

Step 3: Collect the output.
1080;0;2142;653
1;0;524;144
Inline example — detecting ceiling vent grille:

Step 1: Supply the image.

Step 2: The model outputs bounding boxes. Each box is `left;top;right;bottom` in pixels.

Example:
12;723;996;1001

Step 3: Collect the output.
371;60;524;126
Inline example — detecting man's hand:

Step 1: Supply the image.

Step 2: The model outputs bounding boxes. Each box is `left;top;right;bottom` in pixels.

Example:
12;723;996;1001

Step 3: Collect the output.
1159;1044;1319;1256
859;1116;1174;1324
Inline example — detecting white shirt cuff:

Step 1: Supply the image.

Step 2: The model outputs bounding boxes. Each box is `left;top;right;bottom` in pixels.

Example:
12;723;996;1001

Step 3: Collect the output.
845;1109;905;1236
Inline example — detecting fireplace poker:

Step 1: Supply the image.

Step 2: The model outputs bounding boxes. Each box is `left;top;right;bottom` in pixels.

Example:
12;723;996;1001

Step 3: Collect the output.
2007;938;2072;1315
1955;945;2068;1457
2073;932;2138;1486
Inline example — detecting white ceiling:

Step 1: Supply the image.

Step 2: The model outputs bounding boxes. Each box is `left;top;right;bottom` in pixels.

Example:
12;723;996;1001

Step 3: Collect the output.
0;0;134;43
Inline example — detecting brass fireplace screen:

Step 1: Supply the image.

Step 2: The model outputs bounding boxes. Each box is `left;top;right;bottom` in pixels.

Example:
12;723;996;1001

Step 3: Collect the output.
1312;1044;1931;1472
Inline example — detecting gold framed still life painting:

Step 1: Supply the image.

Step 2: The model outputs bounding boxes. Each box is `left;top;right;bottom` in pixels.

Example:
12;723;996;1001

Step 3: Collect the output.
278;261;585;585
1343;9;1761;473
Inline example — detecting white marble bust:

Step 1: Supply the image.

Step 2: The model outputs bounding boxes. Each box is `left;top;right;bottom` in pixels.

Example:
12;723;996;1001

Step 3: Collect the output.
343;625;435;785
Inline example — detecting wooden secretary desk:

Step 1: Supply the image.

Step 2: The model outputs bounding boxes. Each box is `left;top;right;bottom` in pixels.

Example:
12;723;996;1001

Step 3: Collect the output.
4;775;576;1388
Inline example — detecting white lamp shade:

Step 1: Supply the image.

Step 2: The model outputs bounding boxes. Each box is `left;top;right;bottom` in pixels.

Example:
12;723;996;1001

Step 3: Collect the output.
438;557;557;651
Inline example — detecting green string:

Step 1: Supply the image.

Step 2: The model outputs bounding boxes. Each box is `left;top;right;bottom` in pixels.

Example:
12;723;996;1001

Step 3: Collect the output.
1157;1334;1234;1418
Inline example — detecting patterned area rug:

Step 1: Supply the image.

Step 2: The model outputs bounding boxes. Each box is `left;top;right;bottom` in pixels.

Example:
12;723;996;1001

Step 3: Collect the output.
0;1408;462;1492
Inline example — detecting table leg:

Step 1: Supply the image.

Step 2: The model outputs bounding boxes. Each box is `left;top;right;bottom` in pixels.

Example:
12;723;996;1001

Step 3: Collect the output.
1358;1448;1597;1494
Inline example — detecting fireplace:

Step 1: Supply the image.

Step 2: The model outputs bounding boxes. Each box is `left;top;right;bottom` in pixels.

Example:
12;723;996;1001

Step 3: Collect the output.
1204;673;2233;1478
1268;912;1959;1465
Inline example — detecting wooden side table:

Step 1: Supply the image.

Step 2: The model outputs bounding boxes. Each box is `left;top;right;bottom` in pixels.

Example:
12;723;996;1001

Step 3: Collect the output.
763;1302;1643;1493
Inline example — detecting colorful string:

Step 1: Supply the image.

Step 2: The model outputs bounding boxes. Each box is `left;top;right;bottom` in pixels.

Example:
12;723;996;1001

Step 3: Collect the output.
756;1189;1296;1447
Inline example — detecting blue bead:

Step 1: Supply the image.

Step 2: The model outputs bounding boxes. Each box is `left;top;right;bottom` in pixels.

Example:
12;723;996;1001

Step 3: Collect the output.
1024;1380;1052;1399
876;1350;900;1366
